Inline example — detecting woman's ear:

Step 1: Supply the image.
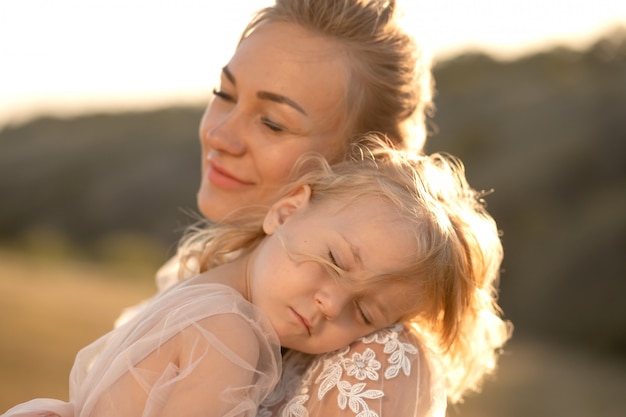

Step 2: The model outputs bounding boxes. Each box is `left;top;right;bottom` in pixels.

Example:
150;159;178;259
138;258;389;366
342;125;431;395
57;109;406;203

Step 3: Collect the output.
263;185;312;235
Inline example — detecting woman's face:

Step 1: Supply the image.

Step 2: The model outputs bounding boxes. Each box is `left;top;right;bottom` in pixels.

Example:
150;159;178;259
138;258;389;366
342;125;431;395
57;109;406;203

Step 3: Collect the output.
198;22;349;221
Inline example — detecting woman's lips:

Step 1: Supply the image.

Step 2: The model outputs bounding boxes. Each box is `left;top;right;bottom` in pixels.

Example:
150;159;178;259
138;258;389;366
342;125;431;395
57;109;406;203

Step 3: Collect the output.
207;163;253;190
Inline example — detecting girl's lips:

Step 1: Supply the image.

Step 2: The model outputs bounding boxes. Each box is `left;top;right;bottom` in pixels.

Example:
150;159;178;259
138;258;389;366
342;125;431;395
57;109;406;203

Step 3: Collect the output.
290;308;312;335
207;163;253;190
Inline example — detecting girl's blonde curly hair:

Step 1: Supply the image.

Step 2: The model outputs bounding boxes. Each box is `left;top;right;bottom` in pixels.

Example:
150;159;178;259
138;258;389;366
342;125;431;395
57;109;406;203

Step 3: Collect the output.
179;135;511;403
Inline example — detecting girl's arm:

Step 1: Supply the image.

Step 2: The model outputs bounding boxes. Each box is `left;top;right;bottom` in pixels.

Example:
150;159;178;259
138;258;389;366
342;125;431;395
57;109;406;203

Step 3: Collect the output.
90;313;273;417
83;283;281;417
3;283;281;417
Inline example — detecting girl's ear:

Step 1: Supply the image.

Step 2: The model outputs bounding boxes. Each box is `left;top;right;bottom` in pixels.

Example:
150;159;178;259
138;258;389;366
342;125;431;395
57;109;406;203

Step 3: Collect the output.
263;185;312;235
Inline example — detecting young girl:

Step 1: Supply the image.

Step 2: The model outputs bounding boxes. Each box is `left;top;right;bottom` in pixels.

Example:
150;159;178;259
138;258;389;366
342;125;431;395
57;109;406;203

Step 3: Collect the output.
3;139;508;417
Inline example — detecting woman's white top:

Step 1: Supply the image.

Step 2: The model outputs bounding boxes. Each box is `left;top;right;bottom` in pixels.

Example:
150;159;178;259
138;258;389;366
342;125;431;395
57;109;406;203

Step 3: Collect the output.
258;322;446;417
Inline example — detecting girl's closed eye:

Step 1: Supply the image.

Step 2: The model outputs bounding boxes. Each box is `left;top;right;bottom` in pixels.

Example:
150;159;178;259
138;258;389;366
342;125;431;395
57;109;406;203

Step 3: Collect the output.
328;250;344;272
355;301;373;326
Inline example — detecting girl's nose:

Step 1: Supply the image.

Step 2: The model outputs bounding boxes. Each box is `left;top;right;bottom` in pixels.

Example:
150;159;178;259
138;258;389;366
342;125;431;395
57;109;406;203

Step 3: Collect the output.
316;285;352;321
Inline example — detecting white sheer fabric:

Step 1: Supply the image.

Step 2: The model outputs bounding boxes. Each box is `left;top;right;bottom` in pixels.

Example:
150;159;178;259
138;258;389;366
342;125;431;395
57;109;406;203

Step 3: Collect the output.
2;279;281;417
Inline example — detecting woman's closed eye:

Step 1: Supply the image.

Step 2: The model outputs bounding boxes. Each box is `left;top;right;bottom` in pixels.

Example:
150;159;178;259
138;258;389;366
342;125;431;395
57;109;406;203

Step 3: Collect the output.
212;88;292;133
212;88;235;102
260;117;285;133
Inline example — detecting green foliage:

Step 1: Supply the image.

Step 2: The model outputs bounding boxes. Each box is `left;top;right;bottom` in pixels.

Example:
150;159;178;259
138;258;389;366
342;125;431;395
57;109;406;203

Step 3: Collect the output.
0;107;203;254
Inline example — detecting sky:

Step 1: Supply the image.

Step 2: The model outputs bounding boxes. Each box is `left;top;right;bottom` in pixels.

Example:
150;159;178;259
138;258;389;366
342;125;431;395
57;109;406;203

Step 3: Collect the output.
1;0;625;128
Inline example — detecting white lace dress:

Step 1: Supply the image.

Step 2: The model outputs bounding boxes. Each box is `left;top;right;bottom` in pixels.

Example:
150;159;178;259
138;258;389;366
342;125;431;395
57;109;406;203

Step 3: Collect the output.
113;256;447;417
258;323;446;417
2;278;281;417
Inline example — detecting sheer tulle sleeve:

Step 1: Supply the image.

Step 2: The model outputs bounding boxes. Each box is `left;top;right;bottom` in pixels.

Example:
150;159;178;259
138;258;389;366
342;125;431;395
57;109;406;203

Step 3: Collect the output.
3;281;281;417
258;324;446;417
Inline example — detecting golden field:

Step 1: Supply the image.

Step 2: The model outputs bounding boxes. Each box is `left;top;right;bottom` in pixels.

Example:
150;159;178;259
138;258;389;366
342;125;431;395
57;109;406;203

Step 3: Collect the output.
0;250;155;407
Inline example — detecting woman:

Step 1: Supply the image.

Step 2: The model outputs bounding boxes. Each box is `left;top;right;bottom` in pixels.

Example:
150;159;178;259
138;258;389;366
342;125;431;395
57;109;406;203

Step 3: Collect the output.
118;1;508;416
196;0;432;223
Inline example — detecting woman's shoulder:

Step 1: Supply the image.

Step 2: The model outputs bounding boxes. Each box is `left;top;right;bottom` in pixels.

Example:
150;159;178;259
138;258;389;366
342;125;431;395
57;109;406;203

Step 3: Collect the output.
312;323;425;384
259;324;447;417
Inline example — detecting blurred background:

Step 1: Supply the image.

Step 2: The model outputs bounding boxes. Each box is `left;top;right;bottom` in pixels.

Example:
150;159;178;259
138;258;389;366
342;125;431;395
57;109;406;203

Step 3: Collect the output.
1;1;625;416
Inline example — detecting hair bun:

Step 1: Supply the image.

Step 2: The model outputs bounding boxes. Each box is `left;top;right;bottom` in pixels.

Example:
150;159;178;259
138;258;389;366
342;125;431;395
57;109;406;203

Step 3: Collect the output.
370;0;396;23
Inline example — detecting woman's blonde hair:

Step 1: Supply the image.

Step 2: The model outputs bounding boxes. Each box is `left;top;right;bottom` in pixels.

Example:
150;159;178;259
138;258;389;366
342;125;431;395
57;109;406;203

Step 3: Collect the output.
180;135;510;403
239;0;433;152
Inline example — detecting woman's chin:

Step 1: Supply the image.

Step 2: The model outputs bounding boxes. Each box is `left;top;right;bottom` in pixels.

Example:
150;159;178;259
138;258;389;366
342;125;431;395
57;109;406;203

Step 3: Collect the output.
196;189;222;221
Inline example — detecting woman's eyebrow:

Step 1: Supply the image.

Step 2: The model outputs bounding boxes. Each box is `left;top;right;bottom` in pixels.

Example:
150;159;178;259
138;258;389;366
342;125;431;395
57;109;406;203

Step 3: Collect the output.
257;91;307;116
222;64;307;115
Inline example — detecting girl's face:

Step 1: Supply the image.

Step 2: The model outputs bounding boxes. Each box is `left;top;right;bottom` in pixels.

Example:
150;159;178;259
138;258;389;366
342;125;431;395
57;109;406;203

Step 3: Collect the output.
248;186;418;354
198;22;349;221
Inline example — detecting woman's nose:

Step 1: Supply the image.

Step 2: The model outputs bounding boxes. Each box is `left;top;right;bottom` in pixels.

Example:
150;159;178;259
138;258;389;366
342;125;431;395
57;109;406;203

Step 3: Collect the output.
202;111;246;156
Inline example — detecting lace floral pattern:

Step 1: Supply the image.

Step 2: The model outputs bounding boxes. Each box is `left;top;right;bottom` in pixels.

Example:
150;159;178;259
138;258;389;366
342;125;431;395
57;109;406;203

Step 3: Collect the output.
257;324;424;417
